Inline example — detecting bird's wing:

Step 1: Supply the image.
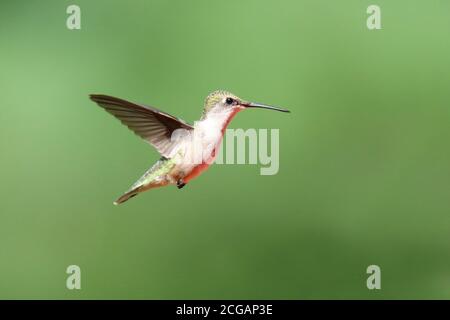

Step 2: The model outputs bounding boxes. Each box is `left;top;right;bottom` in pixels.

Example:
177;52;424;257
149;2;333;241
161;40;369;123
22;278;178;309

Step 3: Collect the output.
90;94;193;158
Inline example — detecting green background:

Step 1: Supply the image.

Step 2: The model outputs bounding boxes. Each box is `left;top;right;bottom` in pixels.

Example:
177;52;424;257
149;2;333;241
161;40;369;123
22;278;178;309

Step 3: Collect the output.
1;0;449;299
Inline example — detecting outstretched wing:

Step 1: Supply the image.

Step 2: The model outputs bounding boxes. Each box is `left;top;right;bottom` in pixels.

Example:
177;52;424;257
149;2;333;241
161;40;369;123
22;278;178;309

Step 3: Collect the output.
90;94;193;158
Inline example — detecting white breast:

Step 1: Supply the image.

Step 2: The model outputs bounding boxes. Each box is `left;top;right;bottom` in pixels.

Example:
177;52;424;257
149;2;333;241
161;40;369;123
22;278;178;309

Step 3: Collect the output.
171;111;231;174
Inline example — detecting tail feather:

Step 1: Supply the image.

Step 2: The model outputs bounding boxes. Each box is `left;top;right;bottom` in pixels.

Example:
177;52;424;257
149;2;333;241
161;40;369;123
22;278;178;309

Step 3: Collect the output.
113;157;175;205
113;188;140;205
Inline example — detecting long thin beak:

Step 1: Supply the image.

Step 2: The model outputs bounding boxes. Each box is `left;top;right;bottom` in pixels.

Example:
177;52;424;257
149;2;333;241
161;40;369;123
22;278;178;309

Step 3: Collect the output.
242;101;290;113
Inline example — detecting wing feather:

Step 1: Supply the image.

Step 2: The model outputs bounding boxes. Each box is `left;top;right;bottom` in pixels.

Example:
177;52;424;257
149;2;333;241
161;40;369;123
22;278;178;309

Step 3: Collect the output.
90;94;193;158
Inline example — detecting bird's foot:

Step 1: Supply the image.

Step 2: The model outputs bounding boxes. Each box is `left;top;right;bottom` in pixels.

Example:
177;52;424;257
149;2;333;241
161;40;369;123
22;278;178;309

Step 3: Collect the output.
177;179;186;189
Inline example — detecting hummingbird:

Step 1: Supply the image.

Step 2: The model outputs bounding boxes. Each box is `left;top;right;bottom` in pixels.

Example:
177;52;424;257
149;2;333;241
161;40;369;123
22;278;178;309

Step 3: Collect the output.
90;90;290;205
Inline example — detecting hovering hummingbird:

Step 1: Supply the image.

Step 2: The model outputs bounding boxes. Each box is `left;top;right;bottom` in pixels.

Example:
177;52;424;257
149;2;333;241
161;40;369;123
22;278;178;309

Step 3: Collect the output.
90;90;290;205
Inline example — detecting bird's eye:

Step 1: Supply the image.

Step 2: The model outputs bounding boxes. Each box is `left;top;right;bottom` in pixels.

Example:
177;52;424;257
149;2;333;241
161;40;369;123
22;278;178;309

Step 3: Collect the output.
225;97;234;105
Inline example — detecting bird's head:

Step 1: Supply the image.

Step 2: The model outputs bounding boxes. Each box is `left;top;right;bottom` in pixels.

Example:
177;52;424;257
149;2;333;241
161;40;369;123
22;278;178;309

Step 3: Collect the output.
202;90;290;118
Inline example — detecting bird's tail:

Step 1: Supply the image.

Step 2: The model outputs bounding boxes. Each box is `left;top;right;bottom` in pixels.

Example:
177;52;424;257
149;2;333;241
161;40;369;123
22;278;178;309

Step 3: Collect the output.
113;157;174;205
114;182;167;205
114;188;141;205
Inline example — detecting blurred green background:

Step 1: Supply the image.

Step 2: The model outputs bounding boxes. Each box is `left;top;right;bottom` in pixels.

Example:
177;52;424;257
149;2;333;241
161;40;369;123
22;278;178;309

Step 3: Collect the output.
1;0;449;299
